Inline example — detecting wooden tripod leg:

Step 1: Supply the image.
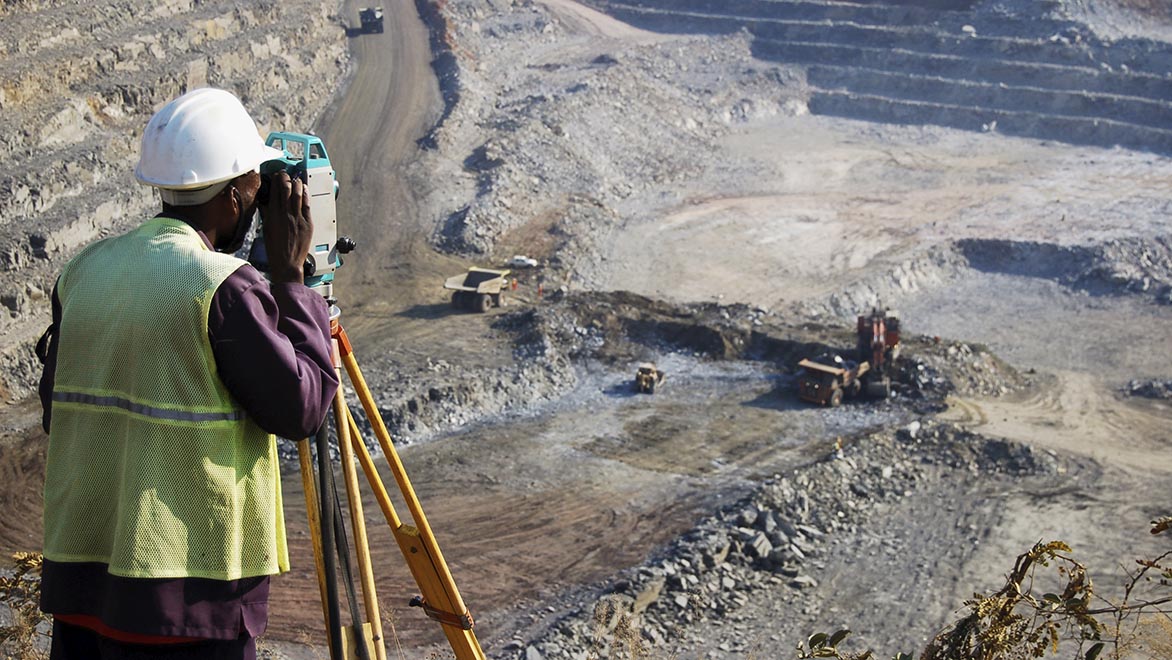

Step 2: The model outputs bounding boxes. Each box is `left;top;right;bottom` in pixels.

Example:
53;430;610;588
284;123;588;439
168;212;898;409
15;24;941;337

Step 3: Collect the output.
333;380;388;660
333;326;484;660
297;438;332;652
343;397;484;660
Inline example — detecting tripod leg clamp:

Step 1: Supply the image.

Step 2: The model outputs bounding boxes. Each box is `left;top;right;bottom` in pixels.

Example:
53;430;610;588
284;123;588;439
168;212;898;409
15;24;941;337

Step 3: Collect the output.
408;595;475;630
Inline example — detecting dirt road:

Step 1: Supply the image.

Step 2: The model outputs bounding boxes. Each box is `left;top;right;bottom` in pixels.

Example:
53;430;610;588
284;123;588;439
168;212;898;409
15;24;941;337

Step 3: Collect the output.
316;1;444;329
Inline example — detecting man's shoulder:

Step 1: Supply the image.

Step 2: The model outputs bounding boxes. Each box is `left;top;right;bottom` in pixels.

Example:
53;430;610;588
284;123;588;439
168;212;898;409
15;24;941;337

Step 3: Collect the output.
210;262;271;317
218;261;267;292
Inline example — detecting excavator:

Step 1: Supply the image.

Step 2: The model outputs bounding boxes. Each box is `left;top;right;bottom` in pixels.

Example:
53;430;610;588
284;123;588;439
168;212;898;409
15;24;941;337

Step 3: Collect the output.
796;309;901;406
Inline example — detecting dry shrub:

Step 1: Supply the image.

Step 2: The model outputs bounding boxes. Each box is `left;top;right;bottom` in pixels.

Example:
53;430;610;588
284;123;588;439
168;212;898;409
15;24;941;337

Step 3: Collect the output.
0;552;49;660
589;596;648;660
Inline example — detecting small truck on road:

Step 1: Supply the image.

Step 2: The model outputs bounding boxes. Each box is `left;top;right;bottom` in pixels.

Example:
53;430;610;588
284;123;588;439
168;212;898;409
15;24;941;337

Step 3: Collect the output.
360;7;384;33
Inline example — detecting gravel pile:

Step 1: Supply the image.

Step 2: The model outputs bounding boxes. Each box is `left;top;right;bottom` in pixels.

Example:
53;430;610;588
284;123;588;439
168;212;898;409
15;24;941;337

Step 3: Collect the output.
511;420;1059;659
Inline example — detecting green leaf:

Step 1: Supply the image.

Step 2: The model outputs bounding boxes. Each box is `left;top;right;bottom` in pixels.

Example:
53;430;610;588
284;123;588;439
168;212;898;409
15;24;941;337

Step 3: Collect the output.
809;632;828;648
1086;642;1105;660
829;629;851;647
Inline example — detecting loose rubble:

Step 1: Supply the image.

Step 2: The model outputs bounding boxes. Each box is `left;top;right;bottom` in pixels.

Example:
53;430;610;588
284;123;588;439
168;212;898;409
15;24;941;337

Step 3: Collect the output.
958;236;1172;305
794;236;1172;327
514;421;1060;659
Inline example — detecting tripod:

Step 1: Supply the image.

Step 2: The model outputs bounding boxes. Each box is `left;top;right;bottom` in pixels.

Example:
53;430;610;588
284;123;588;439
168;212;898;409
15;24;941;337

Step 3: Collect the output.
295;305;485;660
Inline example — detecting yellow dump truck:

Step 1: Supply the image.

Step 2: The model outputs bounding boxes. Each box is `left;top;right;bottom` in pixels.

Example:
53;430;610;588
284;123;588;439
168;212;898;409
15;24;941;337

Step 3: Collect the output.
444;267;511;313
796;356;869;407
634;363;666;394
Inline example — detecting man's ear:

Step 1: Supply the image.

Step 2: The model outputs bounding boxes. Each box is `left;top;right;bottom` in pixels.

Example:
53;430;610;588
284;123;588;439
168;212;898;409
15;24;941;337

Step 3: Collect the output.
222;184;238;210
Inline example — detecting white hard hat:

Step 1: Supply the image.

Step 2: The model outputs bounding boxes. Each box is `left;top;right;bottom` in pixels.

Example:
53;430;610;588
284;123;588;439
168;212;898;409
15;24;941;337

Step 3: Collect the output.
134;88;284;203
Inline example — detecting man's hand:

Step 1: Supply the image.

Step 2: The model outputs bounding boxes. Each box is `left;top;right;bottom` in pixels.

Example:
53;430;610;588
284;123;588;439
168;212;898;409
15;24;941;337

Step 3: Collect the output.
261;170;314;284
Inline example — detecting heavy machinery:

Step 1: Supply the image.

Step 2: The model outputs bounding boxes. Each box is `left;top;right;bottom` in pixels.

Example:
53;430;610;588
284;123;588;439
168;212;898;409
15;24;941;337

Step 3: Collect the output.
634;363;666;394
360;7;384;33
444;268;511;313
796;354;868;407
856;307;901;398
796;309;901;406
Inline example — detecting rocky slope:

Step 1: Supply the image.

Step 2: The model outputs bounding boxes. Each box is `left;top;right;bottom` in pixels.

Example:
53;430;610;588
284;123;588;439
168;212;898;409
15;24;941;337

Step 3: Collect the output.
514;421;1067;659
414;1;808;264
0;0;350;398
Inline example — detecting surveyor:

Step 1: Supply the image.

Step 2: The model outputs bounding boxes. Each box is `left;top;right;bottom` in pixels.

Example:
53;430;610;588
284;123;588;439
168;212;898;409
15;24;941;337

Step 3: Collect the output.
36;88;339;659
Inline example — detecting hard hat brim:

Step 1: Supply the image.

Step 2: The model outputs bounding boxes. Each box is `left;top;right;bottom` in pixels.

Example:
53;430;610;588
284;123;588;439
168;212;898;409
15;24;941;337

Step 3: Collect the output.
137;144;287;190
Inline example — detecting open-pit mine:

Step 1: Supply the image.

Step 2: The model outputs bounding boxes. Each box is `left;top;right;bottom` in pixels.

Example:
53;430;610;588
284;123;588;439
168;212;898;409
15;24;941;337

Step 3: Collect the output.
1;0;1170;658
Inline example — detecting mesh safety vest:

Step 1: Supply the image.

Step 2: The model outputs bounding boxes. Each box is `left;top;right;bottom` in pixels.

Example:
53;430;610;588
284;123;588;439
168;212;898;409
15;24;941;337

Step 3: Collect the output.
44;217;289;580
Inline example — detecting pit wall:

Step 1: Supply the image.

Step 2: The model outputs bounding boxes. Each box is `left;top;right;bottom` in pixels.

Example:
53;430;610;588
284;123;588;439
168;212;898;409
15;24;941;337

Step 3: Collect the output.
583;0;1172;153
791;236;1172;323
0;0;351;398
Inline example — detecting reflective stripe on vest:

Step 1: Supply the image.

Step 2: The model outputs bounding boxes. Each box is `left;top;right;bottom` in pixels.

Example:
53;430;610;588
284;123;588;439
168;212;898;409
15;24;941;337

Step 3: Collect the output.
52;391;246;423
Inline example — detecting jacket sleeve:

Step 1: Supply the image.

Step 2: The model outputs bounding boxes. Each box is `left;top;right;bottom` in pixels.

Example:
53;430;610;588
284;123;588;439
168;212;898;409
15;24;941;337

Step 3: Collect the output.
208;266;340;439
38;284;62;434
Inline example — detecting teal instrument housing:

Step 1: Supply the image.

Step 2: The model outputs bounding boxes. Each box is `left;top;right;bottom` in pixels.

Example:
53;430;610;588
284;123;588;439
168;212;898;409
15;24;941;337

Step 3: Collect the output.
261;132;341;295
264;132;333;173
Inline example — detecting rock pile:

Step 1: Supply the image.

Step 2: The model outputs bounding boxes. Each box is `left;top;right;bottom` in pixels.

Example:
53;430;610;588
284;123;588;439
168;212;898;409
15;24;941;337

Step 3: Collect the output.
1078;236;1172;304
959;236;1172;305
512;421;1058;659
902;337;1030;398
796;235;1172;334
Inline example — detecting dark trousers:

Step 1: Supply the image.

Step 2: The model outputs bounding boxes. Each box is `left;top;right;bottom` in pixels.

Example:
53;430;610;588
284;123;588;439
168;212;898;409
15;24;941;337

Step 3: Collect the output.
50;620;256;660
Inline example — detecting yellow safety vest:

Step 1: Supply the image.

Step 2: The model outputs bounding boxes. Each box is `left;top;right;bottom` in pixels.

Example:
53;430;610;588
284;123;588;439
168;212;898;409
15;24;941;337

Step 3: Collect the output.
44;217;288;580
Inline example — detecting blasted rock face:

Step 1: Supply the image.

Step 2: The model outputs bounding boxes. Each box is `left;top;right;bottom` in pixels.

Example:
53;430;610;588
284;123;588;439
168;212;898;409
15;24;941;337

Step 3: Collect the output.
0;0;349;397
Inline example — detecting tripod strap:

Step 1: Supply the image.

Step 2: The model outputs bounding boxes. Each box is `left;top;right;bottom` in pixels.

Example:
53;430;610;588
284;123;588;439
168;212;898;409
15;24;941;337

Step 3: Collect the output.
328;462;371;660
315;424;344;660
